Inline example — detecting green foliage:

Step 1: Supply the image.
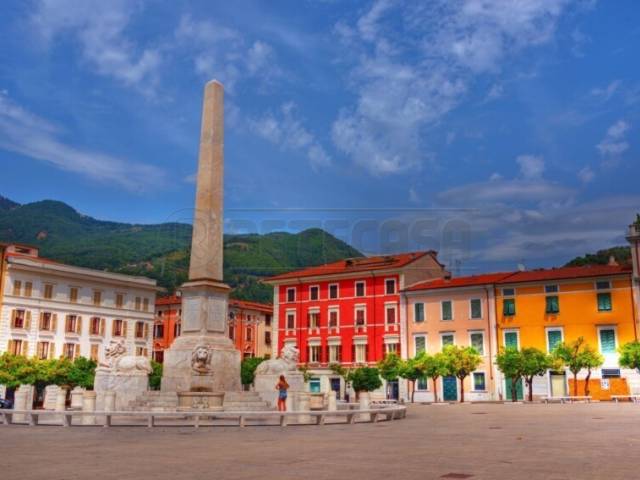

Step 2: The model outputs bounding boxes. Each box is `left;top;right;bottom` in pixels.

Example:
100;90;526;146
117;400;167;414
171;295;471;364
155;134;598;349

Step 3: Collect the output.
496;347;526;402
351;367;382;393
398;354;428;403
66;357;97;389
149;361;163;390
618;341;640;371
565;246;631;267
329;363;354;387
553;337;604;396
520;348;552;401
240;357;265;386
377;353;402;381
0;197;362;300
441;345;482;402
298;364;313;383
0;354;96;389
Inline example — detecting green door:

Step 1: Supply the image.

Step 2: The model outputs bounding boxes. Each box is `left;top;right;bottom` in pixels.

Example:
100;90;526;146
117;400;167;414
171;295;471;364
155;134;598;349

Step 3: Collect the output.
443;376;458;401
505;378;523;400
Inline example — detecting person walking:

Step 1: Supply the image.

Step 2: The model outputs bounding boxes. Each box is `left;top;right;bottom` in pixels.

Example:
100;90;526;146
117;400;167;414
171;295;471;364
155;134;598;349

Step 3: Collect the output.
276;375;290;412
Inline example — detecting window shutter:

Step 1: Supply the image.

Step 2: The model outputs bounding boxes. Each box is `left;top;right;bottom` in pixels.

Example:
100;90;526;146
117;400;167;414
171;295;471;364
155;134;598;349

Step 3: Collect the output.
49;343;56;359
76;316;83;334
122;321;128;337
112;319;117;336
144;323;149;339
7;340;14;353
74;344;80;360
39;312;44;330
100;318;106;336
22;341;29;356
52;314;58;332
25;311;32;330
11;310;16;328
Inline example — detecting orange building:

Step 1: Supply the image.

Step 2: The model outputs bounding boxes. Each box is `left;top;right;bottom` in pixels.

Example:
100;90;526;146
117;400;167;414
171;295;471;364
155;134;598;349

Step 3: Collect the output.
153;295;273;362
495;265;638;400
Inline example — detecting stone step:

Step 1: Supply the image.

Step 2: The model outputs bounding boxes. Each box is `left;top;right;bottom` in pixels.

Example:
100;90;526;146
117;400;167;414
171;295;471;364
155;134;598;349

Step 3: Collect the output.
223;401;270;407
223;405;272;411
223;393;263;401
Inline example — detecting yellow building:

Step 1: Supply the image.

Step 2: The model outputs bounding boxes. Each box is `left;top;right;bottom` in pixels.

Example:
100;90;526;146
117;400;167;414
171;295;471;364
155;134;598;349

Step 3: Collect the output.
495;264;637;400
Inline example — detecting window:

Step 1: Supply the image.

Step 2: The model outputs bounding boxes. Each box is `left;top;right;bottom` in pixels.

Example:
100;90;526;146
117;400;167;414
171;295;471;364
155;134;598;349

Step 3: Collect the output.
355;307;366;326
602;368;621;378
329;284;339;299
228;325;235;341
545;284;559;293
329;344;341;363
502;288;515;297
64;343;78;360
328;309;339;328
65;315;80;334
245;327;253;342
547;329;562;352
596;280;611;290
12;280;22;296
113;319;125;337
143;298;149;312
597;292;612;312
286;311;296;330
504;331;519;350
503;298;516;316
286;288;296;302
69;287;78;303
135;297;141;311
470;332;484;355
116;293;124;309
385;342;399;355
417;377;428;390
8;339;24;356
309;378;321;393
136;347;148;357
154;324;164;339
265;314;271;327
545;296;560;314
309;345;321;363
355;281;365;297
473;372;486;391
599;328;616;354
24;281;32;297
308;311;320;329
12;309;26;329
355;343;367;363
414;335;426;355
470;299;482;319
90;344;99;362
93;290;102;306
39;312;53;331
174;322;181;337
44;284;54;299
441;333;454;348
414;303;425;322
135;321;145;339
90;317;102;336
385;305;397;324
385;278;396;295
441;300;453;321
265;331;271;345
309;286;319;301
36;341;51;360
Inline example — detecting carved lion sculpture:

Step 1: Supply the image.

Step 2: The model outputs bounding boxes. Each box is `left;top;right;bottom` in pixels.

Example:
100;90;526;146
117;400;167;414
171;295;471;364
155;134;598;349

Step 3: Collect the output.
101;340;152;375
191;345;212;374
255;344;300;375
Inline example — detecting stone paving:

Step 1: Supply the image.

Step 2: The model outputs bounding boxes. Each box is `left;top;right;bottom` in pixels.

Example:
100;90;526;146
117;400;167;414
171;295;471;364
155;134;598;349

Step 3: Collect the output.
2;402;640;480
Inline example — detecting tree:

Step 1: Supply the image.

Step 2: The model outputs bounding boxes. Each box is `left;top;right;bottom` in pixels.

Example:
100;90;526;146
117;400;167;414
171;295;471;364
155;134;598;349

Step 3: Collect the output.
442;345;482;403
553;337;602;396
351;367;382;393
496;348;526;402
420;352;449;403
618;341;640;371
377;353;402;399
298;363;313;383
240;357;265;387
521;348;551;402
330;363;355;400
149;361;163;390
399;354;427;403
67;357;97;389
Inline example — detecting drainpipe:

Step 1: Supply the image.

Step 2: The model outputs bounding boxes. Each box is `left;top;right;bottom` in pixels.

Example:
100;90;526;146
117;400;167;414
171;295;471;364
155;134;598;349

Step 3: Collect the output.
484;286;493;381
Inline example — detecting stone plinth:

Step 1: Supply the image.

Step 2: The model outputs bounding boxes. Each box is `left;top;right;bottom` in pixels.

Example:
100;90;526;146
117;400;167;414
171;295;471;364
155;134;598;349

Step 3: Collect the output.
43;385;60;410
95;370;148;411
177;391;224;411
254;372;305;409
82;391;96;425
70;387;85;410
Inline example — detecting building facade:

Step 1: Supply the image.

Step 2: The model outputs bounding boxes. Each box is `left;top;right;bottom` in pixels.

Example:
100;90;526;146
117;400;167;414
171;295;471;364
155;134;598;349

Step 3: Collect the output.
153;295;273;362
0;243;158;364
495;265;638;401
403;273;512;402
265;252;447;400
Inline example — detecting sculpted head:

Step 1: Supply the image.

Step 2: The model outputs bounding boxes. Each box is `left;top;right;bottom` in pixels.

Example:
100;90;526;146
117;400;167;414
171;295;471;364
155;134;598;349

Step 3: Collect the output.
281;344;300;363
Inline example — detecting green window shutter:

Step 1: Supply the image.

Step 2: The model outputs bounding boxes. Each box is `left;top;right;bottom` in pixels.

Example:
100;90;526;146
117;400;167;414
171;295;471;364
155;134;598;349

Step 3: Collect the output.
600;329;616;353
470;299;482;319
547;330;562;352
503;298;516;316
545;296;559;314
473;373;486;391
414;303;424;322
417;377;427;390
415;336;426;354
442;301;452;320
597;293;612;312
505;332;518;349
470;333;484;355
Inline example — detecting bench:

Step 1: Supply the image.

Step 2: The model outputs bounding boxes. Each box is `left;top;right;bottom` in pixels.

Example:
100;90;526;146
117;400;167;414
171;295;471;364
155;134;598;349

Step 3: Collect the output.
610;395;640;403
542;396;592;404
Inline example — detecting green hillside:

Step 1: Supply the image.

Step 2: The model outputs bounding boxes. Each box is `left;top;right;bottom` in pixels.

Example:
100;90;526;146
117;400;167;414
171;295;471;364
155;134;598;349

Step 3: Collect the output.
0;196;362;303
565;246;631;268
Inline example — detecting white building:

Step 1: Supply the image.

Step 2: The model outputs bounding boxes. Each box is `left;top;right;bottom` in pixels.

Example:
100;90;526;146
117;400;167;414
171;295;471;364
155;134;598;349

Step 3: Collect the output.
0;243;158;363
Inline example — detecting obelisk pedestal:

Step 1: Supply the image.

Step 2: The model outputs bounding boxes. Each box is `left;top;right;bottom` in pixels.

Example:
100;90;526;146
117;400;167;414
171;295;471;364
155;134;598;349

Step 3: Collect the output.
161;79;241;394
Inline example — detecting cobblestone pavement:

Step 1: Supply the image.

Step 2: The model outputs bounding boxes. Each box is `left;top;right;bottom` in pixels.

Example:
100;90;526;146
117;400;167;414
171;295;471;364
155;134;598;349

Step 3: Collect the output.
2;402;640;480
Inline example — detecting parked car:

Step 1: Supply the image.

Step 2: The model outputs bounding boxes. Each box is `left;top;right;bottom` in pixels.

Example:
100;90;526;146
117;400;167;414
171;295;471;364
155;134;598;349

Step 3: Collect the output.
0;398;13;409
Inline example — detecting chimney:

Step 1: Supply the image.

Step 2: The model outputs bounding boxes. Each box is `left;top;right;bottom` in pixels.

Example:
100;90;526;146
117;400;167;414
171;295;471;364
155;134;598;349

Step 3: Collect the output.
608;255;618;266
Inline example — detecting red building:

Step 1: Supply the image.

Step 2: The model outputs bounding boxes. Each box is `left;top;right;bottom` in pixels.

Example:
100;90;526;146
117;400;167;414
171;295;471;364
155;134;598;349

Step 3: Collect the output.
153;295;273;363
264;251;446;398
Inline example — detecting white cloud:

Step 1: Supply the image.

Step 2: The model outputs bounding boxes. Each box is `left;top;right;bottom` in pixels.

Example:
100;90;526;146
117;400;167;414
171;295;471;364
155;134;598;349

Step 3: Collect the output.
332;0;575;175
578;166;595;184
31;0;161;93
408;187;420;203
0;92;165;191
597;120;631;156
438;179;572;205
516;154;545;179
250;102;332;171
590;80;621;102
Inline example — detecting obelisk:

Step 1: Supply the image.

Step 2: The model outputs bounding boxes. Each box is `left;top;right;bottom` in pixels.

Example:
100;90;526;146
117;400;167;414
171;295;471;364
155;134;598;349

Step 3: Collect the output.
161;80;241;393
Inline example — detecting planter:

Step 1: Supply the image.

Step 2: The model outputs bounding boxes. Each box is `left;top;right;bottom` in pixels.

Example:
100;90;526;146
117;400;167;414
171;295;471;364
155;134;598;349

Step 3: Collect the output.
309;393;325;410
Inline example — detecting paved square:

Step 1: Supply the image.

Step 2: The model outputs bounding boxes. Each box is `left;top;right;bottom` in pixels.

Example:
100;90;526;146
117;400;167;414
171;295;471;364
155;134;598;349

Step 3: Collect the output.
2;403;639;480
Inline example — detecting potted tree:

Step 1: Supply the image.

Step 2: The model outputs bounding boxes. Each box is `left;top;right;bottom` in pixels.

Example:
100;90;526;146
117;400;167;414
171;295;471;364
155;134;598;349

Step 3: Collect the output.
521;348;551;402
421;352;449;403
351;366;382;412
377;353;402;400
442;345;481;403
496;347;526;403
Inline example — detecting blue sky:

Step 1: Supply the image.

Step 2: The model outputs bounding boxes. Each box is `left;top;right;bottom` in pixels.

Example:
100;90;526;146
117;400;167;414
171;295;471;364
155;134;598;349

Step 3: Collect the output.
0;0;639;274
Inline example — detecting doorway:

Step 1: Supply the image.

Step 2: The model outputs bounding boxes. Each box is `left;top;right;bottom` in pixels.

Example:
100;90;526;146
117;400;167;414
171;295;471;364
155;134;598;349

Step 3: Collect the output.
550;372;567;397
443;376;458;401
505;378;524;400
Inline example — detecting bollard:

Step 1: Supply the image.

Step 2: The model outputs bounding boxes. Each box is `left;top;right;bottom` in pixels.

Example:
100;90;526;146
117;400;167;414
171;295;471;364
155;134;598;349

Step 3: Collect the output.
82;391;97;426
327;392;337;412
358;391;371;422
12;388;28;423
297;392;311;424
70;387;85;410
98;391;115;426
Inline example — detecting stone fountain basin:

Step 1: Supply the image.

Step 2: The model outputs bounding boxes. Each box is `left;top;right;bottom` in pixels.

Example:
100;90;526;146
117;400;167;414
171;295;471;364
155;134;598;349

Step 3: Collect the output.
177;391;224;411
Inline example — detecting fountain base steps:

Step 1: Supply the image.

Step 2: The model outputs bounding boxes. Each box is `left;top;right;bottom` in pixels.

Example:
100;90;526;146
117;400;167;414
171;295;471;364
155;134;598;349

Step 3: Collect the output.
223;391;273;411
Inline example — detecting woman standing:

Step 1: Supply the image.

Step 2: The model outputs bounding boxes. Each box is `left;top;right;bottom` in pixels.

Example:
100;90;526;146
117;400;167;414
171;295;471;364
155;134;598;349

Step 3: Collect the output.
276;375;290;412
